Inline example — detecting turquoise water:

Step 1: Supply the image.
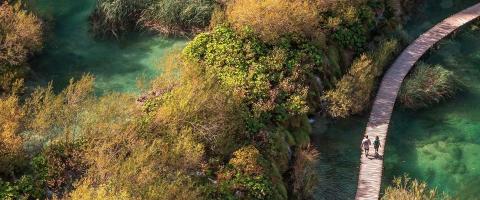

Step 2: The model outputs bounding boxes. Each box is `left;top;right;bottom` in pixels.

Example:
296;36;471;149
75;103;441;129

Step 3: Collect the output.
314;0;480;199
29;0;185;93
385;21;480;199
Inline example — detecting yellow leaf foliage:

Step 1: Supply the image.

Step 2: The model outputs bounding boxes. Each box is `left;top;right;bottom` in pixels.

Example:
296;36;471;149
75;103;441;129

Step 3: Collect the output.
0;1;43;66
226;0;322;43
0;95;25;173
229;145;264;175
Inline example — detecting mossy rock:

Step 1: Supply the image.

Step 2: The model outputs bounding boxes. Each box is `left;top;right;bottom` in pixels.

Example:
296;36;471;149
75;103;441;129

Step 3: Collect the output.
293;130;311;148
267;129;291;173
269;162;288;200
284;130;296;146
288;116;313;148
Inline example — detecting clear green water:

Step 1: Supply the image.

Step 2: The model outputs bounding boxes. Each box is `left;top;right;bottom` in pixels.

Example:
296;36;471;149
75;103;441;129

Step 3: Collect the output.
29;0;185;93
314;0;480;199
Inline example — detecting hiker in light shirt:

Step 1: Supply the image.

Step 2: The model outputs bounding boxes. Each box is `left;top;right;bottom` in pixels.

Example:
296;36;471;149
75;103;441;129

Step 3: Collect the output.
361;135;371;157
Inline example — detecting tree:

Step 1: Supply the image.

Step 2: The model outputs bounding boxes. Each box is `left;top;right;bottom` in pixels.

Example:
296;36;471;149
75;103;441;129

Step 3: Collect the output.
91;0;216;37
140;0;215;35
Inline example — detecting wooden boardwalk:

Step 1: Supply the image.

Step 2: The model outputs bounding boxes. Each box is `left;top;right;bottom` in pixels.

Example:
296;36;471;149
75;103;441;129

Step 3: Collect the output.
355;3;480;200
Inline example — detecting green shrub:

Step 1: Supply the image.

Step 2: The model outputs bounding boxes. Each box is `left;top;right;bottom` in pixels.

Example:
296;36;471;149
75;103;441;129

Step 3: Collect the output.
216;146;275;199
399;64;460;109
326;2;375;50
183;26;323;130
0;157;48;200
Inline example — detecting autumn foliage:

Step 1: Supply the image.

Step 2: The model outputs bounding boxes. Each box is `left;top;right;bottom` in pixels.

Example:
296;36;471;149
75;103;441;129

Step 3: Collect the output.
0;2;43;66
0;2;43;92
226;0;322;43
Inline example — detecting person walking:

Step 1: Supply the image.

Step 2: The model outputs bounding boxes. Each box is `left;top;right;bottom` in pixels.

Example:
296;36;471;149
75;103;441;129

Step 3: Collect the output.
361;135;371;157
374;136;381;155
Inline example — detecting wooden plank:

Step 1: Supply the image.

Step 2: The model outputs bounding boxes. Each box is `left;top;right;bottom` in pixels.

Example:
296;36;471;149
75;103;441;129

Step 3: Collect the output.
355;3;480;200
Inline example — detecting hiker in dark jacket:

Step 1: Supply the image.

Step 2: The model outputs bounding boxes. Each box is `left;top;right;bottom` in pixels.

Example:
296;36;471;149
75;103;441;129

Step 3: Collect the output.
374;136;381;154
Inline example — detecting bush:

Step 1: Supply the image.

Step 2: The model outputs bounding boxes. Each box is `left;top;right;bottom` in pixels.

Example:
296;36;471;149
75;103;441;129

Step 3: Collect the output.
226;0;322;43
91;0;215;37
0;2;43;92
229;146;265;176
140;0;215;35
326;1;375;50
215;146;275;200
90;0;148;37
399;64;460;109
382;175;451;200
322;39;398;118
183;26;319;130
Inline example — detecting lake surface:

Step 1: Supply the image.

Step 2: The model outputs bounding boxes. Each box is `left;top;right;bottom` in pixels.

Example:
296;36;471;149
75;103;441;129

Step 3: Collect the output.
29;0;185;93
314;0;480;199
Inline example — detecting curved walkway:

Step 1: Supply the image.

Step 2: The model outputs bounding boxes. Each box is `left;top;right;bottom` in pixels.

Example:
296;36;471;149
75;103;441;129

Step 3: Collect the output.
355;3;480;200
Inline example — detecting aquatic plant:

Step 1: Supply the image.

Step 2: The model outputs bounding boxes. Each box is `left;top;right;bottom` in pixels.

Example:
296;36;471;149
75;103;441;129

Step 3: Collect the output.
90;0;149;37
399;63;460;109
291;145;320;200
91;0;215;37
140;0;215;36
382;175;451;200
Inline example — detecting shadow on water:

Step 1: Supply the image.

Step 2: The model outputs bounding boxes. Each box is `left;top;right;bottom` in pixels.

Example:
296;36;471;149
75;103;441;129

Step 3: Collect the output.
313;0;480;199
28;0;186;94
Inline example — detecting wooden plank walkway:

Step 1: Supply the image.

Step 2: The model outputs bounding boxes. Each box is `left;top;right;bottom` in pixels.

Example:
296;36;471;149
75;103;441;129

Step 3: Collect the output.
355;3;480;200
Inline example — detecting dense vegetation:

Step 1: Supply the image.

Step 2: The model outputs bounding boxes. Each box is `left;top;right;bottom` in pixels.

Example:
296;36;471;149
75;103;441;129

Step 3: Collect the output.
0;1;43;92
399;63;460;109
382;175;451;200
91;0;216;37
322;39;399;118
0;0;457;199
